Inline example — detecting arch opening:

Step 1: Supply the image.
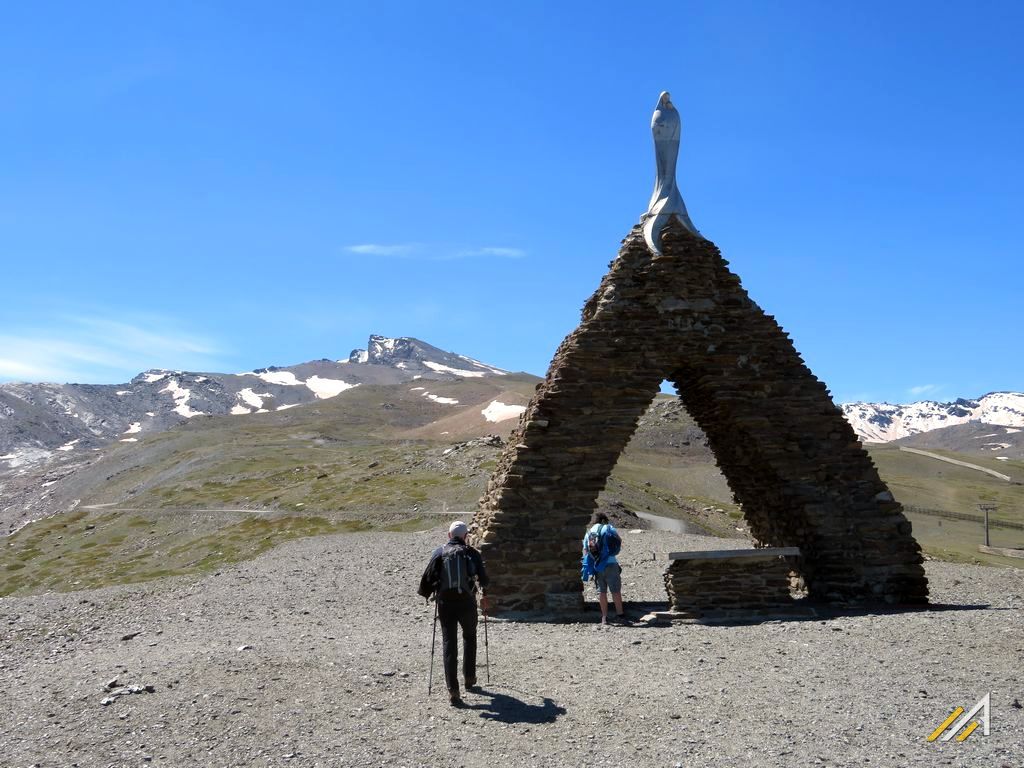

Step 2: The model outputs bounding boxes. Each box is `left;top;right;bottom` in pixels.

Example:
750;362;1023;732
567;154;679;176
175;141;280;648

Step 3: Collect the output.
604;381;744;538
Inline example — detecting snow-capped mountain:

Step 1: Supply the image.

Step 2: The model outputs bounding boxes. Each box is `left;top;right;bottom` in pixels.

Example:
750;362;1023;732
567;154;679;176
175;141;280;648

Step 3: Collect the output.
841;392;1024;443
0;335;508;467
348;335;507;377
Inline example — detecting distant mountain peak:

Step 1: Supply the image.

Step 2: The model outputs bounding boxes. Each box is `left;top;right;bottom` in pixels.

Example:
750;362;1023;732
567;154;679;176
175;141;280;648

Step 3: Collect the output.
347;335;507;377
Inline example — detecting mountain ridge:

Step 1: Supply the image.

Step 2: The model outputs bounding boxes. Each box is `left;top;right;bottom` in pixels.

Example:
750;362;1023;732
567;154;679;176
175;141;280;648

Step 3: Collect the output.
6;334;1019;463
841;391;1024;444
0;335;511;466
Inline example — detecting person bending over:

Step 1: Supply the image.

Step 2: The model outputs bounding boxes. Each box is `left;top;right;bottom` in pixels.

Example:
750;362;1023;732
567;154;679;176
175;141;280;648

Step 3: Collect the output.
581;512;626;624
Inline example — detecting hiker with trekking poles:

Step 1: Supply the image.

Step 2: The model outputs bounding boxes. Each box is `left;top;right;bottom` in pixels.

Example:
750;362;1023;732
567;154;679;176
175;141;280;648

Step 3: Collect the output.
581;511;628;625
418;520;490;707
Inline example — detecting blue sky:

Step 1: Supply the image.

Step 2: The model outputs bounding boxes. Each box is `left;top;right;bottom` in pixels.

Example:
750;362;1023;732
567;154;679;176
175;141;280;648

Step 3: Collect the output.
1;2;1021;404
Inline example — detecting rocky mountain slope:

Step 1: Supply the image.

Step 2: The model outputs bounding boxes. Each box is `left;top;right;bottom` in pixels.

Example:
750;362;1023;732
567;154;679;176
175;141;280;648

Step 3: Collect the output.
0;335;509;465
0;338;531;533
841;391;1024;443
892;421;1024;460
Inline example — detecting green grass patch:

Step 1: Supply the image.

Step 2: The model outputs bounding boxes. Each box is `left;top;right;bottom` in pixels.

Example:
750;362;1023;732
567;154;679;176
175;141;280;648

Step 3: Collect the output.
869;446;1024;525
904;509;1024;567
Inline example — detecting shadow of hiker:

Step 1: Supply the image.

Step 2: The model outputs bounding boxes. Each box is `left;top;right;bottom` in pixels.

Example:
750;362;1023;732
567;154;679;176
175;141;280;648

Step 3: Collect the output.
464;688;566;724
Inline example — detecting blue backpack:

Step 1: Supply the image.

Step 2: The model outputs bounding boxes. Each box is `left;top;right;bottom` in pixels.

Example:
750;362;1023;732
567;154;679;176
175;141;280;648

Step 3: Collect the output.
581;525;621;580
604;527;622;557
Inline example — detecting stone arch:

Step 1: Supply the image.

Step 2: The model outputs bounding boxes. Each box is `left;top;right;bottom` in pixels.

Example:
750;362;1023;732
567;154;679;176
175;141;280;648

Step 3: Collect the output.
471;221;927;612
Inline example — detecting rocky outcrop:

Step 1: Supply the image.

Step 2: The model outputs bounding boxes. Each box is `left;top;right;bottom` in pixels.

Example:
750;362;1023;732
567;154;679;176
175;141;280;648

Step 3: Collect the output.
472;221;928;613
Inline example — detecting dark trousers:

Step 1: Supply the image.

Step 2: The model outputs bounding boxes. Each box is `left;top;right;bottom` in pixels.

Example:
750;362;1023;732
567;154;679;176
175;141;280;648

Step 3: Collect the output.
437;593;477;695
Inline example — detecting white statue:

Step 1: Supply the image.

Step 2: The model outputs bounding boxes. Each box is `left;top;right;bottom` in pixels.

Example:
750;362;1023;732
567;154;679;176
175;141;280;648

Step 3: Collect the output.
642;91;700;253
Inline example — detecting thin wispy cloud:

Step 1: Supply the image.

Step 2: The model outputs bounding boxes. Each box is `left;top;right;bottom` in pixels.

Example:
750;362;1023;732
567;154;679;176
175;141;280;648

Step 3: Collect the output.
345;243;421;256
454;246;526;259
908;384;940;397
0;313;226;384
344;243;526;261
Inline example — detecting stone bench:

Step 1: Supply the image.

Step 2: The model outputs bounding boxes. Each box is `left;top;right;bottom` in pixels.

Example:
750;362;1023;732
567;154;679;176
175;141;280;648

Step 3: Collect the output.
662;547;806;620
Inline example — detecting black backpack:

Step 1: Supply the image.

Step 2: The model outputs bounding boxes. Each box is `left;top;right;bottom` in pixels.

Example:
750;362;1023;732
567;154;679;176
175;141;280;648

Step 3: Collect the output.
438;542;477;595
586;530;603;559
586;525;622;561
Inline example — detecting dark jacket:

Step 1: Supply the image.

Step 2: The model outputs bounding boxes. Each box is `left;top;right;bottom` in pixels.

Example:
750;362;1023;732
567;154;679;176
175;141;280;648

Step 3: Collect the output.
418;538;489;599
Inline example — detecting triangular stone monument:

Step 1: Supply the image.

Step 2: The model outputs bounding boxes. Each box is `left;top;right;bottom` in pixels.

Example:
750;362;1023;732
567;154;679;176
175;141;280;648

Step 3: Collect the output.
471;92;928;613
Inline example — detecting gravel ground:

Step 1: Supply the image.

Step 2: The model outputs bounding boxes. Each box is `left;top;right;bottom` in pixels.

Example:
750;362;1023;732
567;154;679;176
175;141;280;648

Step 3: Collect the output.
1;523;1022;768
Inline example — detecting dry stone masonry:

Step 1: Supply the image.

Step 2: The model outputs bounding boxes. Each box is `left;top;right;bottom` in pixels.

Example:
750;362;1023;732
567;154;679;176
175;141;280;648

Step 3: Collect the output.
472;221;928;613
470;92;928;614
664;548;804;620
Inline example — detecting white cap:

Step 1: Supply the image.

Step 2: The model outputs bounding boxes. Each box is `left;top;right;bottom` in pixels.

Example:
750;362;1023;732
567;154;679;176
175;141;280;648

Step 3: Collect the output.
449;520;468;540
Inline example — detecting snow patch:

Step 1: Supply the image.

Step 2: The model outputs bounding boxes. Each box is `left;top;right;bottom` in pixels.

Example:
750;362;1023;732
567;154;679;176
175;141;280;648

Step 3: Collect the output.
423;392;459;405
238;370;303;386
1007;428;1021;434
123;422;142;435
160;379;203;418
456;354;508;375
116;390;131;396
276;403;301;411
120;438;138;443
142;372;168;383
230;405;252;415
57;439;80;451
410;387;425;392
422;361;486;378
238;388;273;409
481;401;527;423
306;376;357;399
996;457;1009;461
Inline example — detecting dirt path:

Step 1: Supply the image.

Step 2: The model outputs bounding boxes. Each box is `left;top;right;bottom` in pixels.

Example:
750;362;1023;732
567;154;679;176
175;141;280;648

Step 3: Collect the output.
1;525;1022;767
899;447;1013;482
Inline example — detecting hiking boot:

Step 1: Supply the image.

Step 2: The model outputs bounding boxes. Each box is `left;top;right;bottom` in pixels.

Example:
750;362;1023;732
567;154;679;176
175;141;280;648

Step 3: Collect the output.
611;613;632;625
449;691;463;707
465;676;478;691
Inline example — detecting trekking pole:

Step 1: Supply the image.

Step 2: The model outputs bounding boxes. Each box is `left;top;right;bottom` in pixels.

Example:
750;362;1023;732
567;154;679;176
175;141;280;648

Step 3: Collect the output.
482;590;490;685
427;598;438;695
